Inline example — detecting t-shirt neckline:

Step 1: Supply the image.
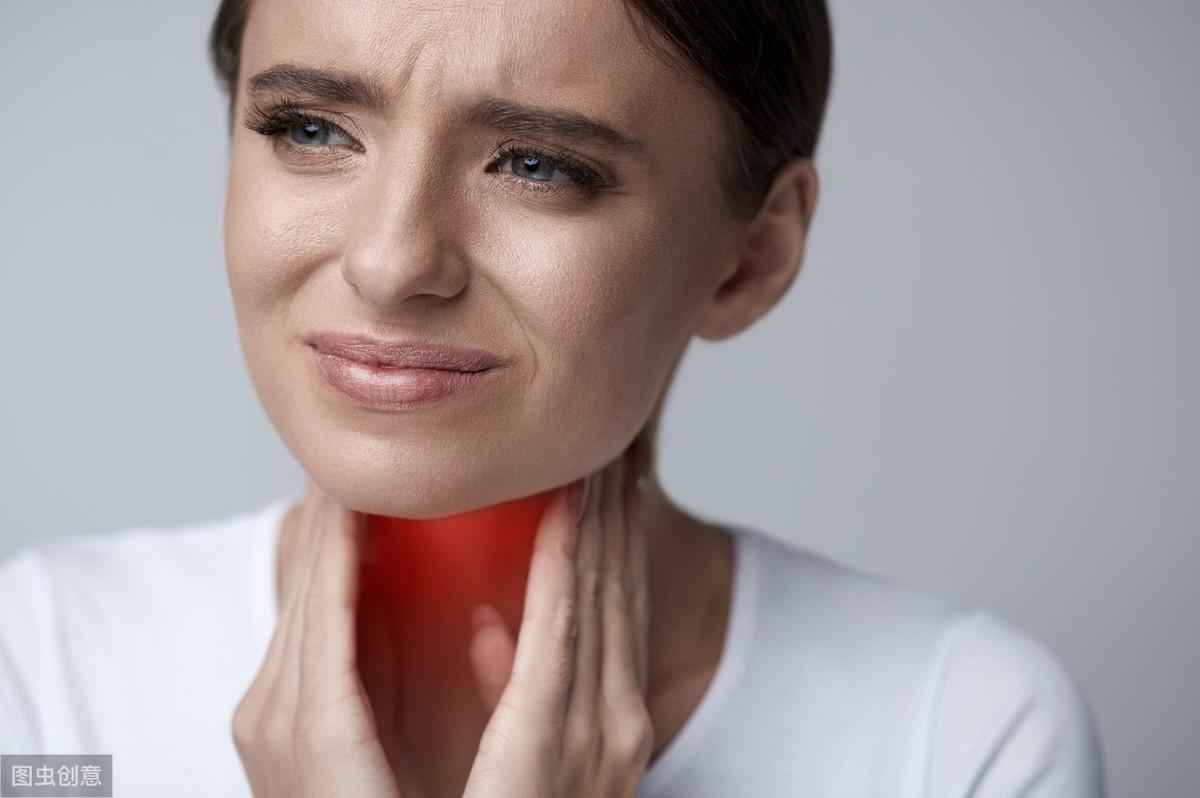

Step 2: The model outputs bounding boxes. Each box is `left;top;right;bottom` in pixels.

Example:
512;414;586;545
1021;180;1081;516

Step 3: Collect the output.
253;495;761;797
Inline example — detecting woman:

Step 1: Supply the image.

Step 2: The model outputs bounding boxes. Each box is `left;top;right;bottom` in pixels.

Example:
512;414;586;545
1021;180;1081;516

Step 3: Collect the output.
0;0;1105;796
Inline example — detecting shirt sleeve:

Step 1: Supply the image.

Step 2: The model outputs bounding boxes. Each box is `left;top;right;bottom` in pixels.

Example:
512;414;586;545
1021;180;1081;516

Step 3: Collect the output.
924;609;1106;798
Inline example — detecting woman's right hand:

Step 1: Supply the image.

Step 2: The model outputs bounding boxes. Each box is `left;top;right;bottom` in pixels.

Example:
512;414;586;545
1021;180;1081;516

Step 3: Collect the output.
231;480;416;798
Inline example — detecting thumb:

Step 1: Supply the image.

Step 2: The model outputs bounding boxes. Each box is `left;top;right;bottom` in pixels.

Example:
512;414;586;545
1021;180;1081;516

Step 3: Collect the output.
468;603;516;714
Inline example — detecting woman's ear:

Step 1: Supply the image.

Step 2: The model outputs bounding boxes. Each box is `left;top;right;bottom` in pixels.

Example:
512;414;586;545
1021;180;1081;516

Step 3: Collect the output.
693;157;820;342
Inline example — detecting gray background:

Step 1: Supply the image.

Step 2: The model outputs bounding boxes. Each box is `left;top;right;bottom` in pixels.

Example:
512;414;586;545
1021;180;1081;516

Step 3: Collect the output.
2;1;1196;795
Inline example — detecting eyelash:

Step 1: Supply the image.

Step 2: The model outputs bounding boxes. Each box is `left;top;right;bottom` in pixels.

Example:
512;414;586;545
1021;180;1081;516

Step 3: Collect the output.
241;100;608;196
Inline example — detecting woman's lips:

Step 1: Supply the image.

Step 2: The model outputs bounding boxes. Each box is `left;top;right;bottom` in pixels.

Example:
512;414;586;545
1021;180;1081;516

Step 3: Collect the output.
306;331;504;371
310;346;502;410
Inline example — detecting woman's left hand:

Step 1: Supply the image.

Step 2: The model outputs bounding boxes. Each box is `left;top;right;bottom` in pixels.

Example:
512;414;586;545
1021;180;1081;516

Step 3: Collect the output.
462;437;655;798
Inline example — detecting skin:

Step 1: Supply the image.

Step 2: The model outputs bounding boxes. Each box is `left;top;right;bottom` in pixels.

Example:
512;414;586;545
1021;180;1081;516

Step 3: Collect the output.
223;0;818;793
236;444;656;797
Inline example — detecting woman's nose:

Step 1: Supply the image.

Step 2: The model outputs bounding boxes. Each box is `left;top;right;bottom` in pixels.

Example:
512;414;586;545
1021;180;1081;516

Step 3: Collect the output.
339;153;471;311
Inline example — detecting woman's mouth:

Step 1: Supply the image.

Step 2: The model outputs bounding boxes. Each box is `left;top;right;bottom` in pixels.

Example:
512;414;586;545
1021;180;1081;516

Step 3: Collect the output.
304;331;507;411
308;346;503;411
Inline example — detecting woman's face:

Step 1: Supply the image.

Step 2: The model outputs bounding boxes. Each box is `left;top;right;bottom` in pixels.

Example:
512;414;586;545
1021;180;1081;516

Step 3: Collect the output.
225;0;744;517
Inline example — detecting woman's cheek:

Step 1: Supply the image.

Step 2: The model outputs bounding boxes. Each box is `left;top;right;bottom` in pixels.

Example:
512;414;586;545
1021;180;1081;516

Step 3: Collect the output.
227;185;335;304
542;219;675;428
225;165;326;415
225;162;296;321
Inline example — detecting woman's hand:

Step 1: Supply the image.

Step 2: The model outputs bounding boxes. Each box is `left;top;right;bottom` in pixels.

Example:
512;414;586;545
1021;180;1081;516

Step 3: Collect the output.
463;436;655;798
231;480;414;798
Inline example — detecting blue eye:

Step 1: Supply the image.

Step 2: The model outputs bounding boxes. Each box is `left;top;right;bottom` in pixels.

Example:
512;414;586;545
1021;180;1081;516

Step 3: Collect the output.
515;154;554;180
491;142;607;194
242;101;360;155
241;100;609;195
286;118;355;149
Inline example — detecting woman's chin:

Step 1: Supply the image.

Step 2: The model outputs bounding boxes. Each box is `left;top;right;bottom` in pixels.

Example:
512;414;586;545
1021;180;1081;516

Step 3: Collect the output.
302;472;559;522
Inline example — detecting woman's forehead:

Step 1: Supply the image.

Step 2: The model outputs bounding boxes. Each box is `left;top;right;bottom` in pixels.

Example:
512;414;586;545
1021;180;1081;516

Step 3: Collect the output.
239;0;721;153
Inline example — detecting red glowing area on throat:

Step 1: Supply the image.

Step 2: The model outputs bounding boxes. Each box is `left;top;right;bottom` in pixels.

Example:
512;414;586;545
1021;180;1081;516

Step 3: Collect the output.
358;487;560;639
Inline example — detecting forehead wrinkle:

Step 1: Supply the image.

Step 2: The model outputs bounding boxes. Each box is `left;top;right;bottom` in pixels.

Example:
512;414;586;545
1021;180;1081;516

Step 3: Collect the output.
458;10;666;155
249;0;652;95
242;0;711;169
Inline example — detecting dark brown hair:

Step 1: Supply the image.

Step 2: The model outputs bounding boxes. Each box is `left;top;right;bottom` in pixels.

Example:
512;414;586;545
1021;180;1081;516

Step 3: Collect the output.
208;0;833;220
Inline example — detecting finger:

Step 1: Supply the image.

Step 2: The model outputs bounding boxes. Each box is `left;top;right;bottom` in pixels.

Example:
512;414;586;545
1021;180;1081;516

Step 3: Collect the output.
624;431;651;532
280;481;323;608
566;469;604;736
298;492;370;728
468;603;516;714
502;484;580;729
626;434;653;697
255;486;317;682
273;482;326;717
236;555;304;737
602;446;642;708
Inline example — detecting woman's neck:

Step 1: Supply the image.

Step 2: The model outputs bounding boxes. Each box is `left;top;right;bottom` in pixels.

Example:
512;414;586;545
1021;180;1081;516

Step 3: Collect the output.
274;472;732;712
273;474;734;795
359;488;554;648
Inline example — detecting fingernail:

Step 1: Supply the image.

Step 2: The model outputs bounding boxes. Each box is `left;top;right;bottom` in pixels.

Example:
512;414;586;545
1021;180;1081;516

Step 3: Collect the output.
567;476;589;524
634;435;653;485
472;604;498;632
579;475;591;523
635;437;652;496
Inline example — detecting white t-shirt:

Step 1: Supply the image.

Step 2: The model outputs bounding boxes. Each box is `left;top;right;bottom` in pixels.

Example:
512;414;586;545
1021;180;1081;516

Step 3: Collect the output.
0;496;1105;797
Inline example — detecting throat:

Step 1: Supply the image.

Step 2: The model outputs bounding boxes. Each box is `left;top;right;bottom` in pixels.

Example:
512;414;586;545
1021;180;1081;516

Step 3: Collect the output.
358;489;553;640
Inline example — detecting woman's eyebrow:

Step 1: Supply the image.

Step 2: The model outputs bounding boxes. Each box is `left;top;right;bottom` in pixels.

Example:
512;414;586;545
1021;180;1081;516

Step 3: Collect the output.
462;97;644;155
246;63;389;111
245;63;645;155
